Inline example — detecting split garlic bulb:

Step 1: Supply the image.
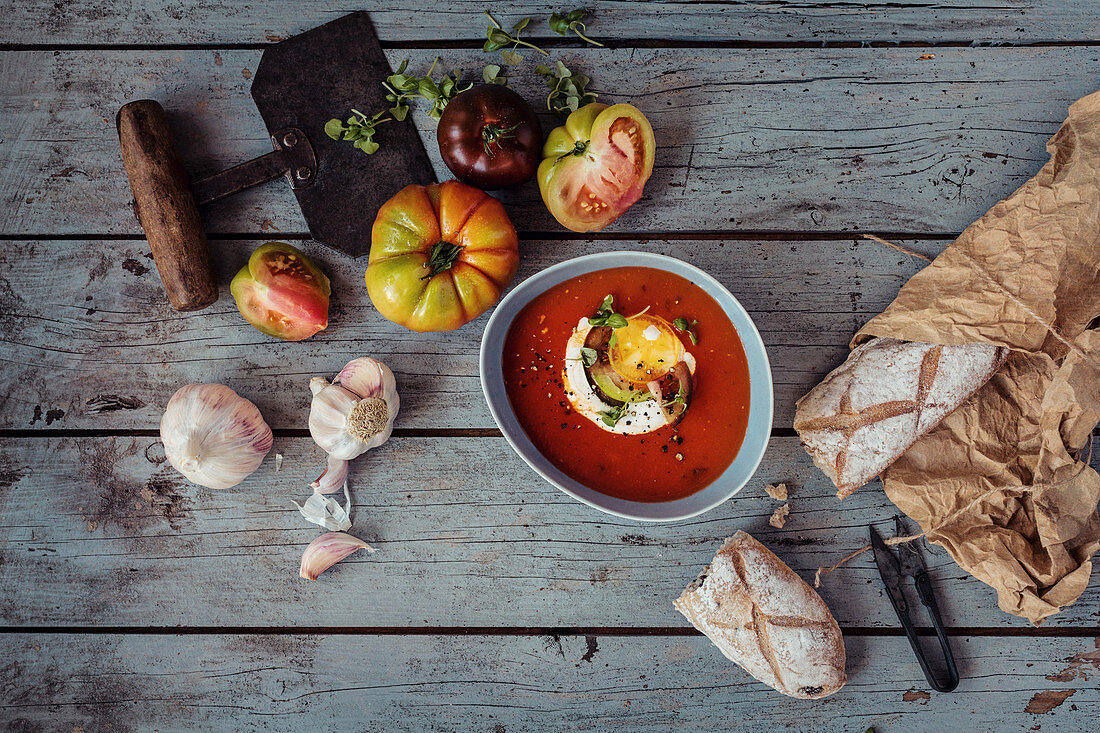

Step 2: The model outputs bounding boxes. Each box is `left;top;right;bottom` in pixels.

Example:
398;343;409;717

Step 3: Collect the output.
160;383;273;489
308;357;399;461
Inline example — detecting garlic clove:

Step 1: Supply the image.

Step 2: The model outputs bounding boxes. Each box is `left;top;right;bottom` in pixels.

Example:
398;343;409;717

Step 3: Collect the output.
308;382;365;460
291;482;352;531
336;357;386;399
311;455;349;494
299;531;373;581
160;383;273;490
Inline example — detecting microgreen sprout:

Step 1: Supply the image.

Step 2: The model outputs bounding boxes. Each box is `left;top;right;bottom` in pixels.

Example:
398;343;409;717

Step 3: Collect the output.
668;316;695;345
549;9;604;47
384;58;472;122
579;347;598;368
599;402;628;427
482;64;508;85
483;11;549;64
535;60;597;114
588;294;628;329
324;109;392;154
663;385;688;410
672;317;699;345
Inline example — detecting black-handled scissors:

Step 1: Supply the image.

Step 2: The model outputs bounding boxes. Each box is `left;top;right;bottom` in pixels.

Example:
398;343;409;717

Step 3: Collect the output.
869;517;960;692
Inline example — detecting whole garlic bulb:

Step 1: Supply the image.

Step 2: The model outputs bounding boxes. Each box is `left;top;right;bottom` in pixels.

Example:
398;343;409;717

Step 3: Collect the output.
160;383;273;489
308;358;399;461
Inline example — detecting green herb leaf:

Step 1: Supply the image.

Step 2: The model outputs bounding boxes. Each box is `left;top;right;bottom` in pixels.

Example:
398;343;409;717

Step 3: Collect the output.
549;12;569;35
381;58;471;123
608;331;618;349
579;347;598;368
324;118;346;140
483;10;548;63
599;403;627;427
535;60;597;115
549;8;604;46
324;109;391;155
672;317;699;345
483;64;508;85
355;139;380;154
588;294;629;330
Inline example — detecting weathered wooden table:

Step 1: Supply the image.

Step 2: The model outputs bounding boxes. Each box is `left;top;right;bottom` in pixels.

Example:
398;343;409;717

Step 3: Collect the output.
2;2;1099;730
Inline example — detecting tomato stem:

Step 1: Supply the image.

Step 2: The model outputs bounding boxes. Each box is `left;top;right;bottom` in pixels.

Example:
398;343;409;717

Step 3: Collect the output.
556;139;588;163
481;122;521;158
422;241;465;279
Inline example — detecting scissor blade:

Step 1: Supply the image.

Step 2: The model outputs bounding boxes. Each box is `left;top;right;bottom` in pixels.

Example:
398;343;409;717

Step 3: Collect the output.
870;525;906;601
895;515;927;577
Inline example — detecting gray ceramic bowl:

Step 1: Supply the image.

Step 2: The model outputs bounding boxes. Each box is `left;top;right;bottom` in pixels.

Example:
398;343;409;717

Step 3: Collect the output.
480;252;773;522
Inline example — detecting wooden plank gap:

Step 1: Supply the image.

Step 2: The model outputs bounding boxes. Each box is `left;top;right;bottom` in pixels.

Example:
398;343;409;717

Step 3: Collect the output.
5;40;1100;53
0;231;965;243
0;625;1095;637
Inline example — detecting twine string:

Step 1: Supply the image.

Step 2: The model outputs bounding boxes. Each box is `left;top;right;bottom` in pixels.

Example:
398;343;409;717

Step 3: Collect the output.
814;481;1037;587
859;233;933;263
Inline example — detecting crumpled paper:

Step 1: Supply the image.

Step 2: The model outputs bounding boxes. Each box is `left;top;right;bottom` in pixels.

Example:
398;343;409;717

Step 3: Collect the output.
850;90;1100;625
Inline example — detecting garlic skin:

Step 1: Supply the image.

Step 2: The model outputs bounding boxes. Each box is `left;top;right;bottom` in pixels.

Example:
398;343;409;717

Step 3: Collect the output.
308;358;399;461
300;532;373;581
160;383;273;489
292;482;353;531
311;454;349;494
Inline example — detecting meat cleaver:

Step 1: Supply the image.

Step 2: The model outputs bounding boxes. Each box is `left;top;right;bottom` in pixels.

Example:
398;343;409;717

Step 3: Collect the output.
117;12;436;311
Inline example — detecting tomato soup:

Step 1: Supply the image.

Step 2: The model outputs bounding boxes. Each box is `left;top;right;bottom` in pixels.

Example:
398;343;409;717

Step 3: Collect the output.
502;266;751;502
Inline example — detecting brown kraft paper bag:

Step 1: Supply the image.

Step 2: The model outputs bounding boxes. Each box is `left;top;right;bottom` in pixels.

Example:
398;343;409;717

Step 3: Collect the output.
851;91;1100;625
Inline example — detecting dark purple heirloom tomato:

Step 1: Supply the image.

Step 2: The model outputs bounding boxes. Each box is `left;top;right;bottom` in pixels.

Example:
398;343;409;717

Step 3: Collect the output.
437;84;542;189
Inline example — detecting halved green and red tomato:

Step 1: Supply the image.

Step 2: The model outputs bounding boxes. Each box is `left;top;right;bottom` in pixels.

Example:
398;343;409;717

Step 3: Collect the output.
537;103;655;233
366;180;519;332
230;242;331;341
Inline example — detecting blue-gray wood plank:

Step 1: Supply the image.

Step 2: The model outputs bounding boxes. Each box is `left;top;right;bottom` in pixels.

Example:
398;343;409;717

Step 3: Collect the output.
0;236;932;431
4;47;1100;236
5;1;1099;45
1;434;1097;628
2;2;1100;730
1;633;1097;731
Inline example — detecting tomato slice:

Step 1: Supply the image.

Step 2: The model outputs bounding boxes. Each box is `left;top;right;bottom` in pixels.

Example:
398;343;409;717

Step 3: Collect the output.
538;103;656;233
230;242;331;341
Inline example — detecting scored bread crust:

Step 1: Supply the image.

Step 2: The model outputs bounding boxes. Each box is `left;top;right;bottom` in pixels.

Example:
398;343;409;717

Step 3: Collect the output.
674;532;846;700
793;338;1008;499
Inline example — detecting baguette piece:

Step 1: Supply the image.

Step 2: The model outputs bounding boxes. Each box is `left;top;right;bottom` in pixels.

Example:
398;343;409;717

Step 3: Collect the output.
674;532;846;699
794;338;1008;499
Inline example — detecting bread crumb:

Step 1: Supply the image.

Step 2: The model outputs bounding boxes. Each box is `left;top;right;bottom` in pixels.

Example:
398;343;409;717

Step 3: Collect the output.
764;482;788;501
917;53;935;60
769;504;791;528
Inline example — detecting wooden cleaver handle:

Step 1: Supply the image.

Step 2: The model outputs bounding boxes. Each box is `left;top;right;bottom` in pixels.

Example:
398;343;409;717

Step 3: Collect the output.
117;100;218;312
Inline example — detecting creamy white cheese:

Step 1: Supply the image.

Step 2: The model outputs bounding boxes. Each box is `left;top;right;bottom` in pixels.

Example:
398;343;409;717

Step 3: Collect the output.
563;318;689;435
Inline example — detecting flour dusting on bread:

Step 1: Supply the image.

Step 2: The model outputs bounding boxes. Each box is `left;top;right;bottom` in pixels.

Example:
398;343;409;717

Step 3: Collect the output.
794;338;1008;498
674;532;846;699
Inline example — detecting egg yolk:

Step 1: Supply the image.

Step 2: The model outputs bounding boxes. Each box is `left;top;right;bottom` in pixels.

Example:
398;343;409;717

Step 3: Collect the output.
608;314;685;384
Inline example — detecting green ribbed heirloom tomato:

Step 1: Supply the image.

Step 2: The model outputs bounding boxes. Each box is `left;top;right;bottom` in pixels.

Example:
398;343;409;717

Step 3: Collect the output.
537;103;655;233
365;180;519;332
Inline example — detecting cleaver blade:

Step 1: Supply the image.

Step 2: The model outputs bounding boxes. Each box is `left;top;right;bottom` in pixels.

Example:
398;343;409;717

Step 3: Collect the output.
251;12;437;258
